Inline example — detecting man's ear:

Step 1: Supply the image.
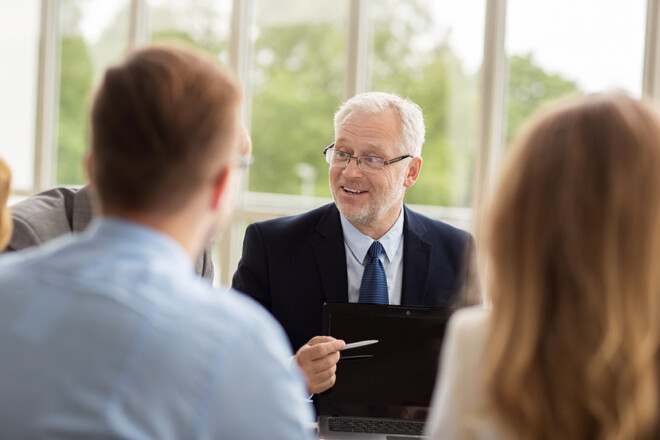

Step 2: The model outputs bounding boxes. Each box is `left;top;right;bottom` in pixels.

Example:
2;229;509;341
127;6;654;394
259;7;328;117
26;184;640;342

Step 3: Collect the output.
403;157;423;188
84;152;94;183
210;165;234;211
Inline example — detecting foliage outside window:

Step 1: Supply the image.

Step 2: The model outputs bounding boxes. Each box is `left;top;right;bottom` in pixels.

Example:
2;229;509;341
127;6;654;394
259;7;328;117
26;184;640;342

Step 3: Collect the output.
53;0;643;212
248;0;348;199
57;0;129;185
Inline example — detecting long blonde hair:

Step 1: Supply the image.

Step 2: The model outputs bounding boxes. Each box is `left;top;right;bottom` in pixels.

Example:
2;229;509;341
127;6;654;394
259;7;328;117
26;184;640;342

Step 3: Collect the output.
484;95;660;440
0;157;11;250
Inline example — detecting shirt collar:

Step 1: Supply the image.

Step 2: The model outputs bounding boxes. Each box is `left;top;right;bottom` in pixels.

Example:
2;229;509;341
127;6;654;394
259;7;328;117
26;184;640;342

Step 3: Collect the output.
84;217;195;275
340;207;405;265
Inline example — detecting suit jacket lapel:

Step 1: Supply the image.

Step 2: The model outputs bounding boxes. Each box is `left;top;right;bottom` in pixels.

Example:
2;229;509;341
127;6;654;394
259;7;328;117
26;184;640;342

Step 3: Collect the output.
312;204;349;303
401;206;432;305
72;186;94;233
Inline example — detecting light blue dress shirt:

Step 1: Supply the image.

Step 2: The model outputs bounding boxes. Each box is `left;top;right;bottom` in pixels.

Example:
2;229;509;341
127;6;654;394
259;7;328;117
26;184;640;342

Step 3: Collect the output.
340;208;405;305
0;218;314;440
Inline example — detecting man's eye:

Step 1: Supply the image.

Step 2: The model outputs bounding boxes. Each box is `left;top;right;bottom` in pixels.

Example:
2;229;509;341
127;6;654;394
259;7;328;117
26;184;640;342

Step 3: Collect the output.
363;156;381;164
336;151;350;158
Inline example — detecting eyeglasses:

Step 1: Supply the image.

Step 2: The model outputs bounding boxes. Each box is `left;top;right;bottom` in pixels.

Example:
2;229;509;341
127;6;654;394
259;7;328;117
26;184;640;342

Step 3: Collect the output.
323;143;412;172
232;154;253;170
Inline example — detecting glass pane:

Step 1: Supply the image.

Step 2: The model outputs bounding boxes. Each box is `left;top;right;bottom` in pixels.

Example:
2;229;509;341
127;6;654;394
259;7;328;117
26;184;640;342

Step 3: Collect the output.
0;1;40;191
149;0;232;62
369;0;486;208
57;0;130;185
505;0;647;140
248;0;349;197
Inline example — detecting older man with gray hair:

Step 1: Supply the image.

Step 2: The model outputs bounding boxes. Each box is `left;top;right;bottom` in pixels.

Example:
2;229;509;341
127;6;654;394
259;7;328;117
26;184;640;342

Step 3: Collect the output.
233;91;479;395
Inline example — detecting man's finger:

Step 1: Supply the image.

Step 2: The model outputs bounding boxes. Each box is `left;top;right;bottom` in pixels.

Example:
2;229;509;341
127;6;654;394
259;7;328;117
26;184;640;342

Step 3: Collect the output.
308;340;345;358
308;357;338;377
308;352;341;374
308;374;337;394
307;335;337;345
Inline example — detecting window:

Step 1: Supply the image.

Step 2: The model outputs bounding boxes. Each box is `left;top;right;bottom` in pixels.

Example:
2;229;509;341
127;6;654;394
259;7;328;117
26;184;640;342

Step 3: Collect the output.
57;0;130;185
504;0;647;140
6;0;660;284
149;0;231;61
247;0;349;198
0;1;40;191
369;0;486;208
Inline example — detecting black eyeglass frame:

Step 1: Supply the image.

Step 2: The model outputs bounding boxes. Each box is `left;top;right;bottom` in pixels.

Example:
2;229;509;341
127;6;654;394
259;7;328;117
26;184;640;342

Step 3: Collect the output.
322;143;413;170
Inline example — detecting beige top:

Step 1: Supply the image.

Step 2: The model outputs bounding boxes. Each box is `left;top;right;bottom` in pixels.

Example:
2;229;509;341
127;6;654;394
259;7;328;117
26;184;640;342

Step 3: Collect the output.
425;306;507;440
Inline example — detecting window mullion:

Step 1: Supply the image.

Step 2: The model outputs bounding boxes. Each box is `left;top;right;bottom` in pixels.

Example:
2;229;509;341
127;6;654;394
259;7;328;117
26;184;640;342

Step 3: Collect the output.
345;0;370;99
643;0;660;102
128;0;148;51
472;0;507;228
33;0;60;193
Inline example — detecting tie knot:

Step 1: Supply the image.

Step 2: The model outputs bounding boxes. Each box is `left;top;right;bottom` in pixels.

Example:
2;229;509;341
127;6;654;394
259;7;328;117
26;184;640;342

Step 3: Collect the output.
368;241;383;259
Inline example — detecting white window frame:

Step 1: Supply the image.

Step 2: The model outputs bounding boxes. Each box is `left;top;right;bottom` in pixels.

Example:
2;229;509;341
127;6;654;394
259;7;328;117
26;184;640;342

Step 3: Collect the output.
14;0;660;285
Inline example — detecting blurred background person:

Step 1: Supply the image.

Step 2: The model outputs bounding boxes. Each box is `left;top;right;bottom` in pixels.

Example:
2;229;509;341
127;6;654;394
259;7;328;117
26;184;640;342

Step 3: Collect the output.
4;183;215;280
426;94;660;440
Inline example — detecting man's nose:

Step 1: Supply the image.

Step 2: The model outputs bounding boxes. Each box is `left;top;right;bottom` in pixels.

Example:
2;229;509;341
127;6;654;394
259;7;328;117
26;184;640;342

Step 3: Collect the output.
342;156;363;177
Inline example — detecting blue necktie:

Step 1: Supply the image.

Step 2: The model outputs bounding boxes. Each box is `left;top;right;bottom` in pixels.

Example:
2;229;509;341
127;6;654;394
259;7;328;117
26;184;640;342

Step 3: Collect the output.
359;241;389;304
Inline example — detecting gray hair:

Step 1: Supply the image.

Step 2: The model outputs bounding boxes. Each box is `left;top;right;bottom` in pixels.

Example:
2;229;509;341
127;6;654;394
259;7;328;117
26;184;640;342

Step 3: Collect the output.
333;92;425;157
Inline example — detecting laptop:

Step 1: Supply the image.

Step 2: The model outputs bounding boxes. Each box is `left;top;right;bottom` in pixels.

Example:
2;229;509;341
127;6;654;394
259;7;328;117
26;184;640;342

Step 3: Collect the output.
317;303;455;440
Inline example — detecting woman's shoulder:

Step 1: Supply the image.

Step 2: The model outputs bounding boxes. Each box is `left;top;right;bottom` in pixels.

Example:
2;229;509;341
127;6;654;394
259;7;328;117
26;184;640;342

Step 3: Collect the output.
449;306;490;334
444;307;491;363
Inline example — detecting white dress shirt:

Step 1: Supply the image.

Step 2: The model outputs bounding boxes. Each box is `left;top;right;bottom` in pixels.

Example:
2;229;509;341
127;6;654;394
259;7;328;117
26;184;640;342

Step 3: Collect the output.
340;208;405;305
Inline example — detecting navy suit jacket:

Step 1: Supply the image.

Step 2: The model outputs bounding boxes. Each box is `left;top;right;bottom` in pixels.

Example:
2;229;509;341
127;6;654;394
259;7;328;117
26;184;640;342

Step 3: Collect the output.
232;203;478;352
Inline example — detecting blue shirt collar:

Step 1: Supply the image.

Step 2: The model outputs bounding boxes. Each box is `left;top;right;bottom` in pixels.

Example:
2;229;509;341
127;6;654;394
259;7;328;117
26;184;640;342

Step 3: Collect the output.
340;207;405;265
83;217;195;274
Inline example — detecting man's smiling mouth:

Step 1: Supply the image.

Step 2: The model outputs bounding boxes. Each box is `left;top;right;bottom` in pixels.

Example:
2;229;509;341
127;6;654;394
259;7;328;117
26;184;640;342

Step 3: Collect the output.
342;187;367;195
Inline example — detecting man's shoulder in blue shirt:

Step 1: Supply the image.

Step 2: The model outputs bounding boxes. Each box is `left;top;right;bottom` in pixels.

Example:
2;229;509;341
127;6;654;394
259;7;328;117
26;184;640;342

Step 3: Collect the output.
0;218;314;440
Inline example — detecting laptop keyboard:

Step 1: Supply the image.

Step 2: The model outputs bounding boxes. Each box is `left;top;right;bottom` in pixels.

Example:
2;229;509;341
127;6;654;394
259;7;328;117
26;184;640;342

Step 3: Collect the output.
328;418;425;436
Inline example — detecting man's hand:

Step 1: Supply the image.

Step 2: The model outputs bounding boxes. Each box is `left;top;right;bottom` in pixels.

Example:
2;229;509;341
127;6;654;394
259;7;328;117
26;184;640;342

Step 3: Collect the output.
295;336;345;394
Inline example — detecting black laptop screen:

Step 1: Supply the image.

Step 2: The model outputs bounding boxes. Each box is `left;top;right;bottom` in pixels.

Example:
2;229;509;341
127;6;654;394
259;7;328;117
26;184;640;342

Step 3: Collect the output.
318;303;454;421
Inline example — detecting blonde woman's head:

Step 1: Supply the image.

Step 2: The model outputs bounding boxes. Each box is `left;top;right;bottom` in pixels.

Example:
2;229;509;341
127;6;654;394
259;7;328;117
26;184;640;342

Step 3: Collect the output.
485;94;660;440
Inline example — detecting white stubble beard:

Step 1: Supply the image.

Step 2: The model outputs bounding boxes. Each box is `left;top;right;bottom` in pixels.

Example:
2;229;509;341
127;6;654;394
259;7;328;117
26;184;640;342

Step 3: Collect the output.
330;177;404;228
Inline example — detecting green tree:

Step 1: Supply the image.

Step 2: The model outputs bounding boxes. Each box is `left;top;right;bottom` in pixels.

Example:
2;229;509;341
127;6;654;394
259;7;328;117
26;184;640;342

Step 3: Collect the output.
506;54;580;141
150;0;228;57
370;15;477;206
249;22;345;197
247;6;582;207
55;0;229;186
56;35;93;185
367;0;479;207
53;0;582;208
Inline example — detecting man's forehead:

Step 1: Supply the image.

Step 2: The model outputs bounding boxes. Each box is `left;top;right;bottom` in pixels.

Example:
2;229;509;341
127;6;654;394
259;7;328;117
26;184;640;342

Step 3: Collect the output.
338;107;398;125
334;136;388;149
335;111;400;151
